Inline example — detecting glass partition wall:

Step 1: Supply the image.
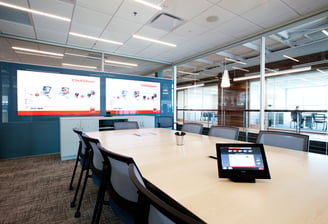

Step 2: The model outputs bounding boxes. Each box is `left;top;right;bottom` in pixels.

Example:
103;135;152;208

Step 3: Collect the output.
176;14;328;154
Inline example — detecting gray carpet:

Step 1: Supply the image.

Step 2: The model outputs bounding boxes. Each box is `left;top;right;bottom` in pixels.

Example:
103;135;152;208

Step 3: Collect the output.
0;154;122;224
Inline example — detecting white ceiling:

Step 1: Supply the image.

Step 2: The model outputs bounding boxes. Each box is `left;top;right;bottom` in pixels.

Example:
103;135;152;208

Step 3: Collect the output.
0;0;328;82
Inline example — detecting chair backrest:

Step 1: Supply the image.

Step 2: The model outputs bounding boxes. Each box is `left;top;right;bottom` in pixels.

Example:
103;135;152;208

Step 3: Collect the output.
98;144;139;210
256;130;309;151
128;164;205;224
81;134;103;176
313;113;327;122
158;116;174;128
114;121;139;130
181;123;203;134
208;126;239;140
73;128;88;157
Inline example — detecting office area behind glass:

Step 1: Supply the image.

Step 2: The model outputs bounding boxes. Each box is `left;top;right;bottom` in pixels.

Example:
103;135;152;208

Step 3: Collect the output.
175;13;328;154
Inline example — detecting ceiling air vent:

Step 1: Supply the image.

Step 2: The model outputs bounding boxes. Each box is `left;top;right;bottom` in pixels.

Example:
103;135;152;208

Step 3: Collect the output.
149;13;184;32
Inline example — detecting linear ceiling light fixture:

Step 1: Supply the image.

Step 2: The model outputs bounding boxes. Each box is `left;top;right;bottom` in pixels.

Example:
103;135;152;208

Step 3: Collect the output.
64;52;101;60
233;66;311;82
0;1;71;22
283;54;299;62
62;63;97;70
12;46;64;57
134;0;162;10
178;71;199;75
225;57;246;65
265;67;278;72
69;32;123;45
14;51;63;59
232;66;249;72
322;29;328;36
133;35;176;47
177;83;204;90
105;60;138;67
316;69;326;74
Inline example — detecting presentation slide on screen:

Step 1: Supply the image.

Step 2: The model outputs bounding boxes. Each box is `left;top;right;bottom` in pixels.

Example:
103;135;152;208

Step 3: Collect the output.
17;70;100;115
106;78;161;114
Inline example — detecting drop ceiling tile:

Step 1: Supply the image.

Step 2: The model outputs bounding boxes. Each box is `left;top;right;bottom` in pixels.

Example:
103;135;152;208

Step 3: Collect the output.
214;16;263;38
135;44;172;60
192;5;235;28
114;0;159;24
104;17;143;40
77;0;123;16
281;0;328;15
171;21;210;38
241;1;299;28
207;0;224;3
67;35;96;48
70;5;111;35
29;0;73;18
0;20;35;38
92;40;121;53
1;0;29;7
35;26;69;44
135;25;169;39
218;0;268;15
115;38;151;56
162;0;212;21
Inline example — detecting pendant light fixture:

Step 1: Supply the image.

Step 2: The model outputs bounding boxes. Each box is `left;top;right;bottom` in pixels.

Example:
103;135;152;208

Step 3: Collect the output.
221;59;230;88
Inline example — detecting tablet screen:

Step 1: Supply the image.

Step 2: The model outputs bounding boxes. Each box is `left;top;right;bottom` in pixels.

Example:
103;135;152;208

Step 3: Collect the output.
216;143;271;182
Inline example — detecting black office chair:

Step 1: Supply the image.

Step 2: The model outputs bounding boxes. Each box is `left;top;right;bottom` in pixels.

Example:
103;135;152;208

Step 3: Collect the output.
312;113;327;131
128;163;206;224
72;134;104;219
69;129;90;209
157;116;174;128
92;144;139;224
256;130;309;151
181;123;203;134
114;121;139;130
208;126;239;140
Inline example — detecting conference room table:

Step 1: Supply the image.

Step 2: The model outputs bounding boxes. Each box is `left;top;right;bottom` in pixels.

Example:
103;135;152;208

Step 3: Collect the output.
87;128;328;224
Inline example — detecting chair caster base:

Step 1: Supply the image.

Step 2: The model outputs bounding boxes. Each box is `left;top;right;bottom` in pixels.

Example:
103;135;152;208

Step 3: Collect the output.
70;202;76;208
74;211;81;218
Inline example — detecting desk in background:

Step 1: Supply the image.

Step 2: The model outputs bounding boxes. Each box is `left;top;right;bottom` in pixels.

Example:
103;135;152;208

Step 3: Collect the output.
87;128;328;224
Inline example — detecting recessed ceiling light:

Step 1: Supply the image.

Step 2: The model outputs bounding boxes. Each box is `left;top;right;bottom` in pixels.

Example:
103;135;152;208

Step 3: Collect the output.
134;0;162;10
133;35;176;47
0;1;71;22
69;32;123;45
12;46;64;57
283;54;299;62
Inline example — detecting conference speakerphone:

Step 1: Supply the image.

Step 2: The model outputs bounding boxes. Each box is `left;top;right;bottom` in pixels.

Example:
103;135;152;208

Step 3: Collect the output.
216;143;271;183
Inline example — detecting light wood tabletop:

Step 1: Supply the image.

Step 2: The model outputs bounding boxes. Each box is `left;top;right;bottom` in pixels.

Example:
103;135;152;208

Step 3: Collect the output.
87;128;328;224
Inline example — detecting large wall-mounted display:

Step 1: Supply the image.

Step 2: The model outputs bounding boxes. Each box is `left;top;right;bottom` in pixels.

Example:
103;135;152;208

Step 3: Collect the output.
106;78;161;114
17;70;100;115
